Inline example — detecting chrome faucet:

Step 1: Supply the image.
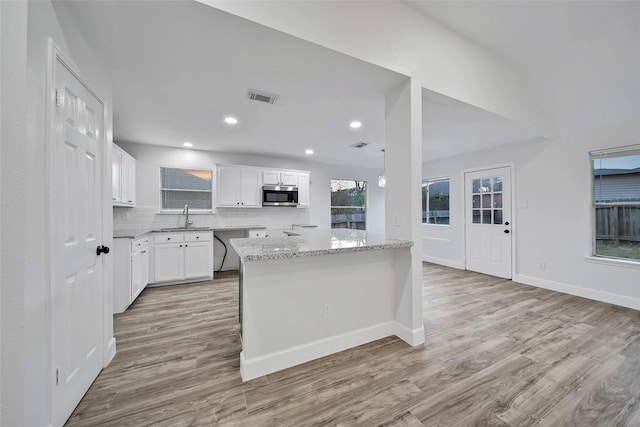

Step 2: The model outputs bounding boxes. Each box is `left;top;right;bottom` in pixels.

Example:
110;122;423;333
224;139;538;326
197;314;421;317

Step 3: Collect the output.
183;204;192;228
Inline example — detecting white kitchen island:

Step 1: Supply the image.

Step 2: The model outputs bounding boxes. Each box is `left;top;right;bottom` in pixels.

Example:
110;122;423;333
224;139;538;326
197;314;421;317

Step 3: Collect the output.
230;228;417;381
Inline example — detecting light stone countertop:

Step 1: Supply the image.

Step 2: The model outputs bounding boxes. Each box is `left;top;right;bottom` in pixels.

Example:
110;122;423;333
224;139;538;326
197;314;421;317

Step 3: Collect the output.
113;225;267;239
230;228;413;262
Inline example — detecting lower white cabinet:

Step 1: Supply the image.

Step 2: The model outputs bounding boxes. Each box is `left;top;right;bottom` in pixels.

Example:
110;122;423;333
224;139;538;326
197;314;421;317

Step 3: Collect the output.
113;235;150;314
151;231;213;284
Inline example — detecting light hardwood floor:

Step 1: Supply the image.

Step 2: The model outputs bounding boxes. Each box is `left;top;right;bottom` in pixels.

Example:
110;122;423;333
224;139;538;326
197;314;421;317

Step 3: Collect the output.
67;263;640;426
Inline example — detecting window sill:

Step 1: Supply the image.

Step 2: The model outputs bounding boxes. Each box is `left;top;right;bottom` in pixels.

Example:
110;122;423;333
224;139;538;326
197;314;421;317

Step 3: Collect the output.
585;256;640;269
422;223;451;227
156;210;215;215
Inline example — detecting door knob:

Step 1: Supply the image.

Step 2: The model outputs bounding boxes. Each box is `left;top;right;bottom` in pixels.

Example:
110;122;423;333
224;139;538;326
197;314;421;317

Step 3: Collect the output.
504;230;510;234
96;245;110;255
505;221;510;226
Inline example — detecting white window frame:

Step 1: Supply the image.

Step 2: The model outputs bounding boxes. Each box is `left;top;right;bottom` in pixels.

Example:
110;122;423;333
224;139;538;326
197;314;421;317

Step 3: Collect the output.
589;145;640;264
159;166;214;213
422;177;451;226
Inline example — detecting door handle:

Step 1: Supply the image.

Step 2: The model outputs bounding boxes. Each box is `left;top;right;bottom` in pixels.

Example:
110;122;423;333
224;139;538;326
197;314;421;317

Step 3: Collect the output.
504;230;510;234
96;245;110;255
505;221;510;226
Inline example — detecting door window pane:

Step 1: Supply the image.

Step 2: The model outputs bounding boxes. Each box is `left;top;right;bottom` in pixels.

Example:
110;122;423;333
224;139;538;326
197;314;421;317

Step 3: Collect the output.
472;195;480;208
482;178;492;192
482;210;492;224
482;194;491;208
493;209;503;225
493;177;503;192
472;210;481;224
472;179;481;193
493;193;503;208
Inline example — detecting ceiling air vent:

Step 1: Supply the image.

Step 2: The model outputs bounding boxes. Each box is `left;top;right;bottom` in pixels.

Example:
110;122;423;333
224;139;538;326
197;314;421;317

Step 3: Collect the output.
351;142;369;149
248;89;279;105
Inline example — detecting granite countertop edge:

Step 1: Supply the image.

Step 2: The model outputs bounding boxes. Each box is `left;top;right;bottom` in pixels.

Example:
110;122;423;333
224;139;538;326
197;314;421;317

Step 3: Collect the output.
235;240;413;262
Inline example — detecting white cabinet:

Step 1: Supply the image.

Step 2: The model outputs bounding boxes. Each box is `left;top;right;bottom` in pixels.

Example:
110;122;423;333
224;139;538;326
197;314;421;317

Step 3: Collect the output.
151;231;213;284
297;172;310;208
263;170;298;186
112;144;136;207
153;242;184;283
217;166;261;208
113;236;150;313
247;229;266;238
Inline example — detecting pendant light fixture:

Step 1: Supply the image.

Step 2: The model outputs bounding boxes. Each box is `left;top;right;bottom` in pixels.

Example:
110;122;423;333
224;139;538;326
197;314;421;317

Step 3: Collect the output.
378;149;386;188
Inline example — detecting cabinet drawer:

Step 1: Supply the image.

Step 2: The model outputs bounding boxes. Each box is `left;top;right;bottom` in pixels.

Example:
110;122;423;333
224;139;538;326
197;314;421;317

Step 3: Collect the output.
248;229;266;238
132;236;149;251
154;233;184;243
184;232;212;242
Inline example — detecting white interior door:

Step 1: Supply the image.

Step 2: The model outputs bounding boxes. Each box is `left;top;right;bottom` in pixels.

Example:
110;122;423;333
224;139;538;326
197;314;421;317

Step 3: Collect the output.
465;166;512;279
52;56;105;426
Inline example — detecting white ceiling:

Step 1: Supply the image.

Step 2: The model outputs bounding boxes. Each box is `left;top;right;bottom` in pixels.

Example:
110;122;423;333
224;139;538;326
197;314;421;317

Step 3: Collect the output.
58;0;593;168
408;1;640;135
57;1;406;167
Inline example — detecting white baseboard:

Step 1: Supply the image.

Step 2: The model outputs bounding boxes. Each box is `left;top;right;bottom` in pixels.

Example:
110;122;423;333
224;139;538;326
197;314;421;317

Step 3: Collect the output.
514;274;640;311
422;255;464;270
393;322;425;346
241;322;396;381
105;337;116;367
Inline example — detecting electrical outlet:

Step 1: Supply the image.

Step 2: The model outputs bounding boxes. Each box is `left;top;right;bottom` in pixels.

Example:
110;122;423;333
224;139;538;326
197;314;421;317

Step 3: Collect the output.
323;304;332;318
394;213;400;226
538;261;546;270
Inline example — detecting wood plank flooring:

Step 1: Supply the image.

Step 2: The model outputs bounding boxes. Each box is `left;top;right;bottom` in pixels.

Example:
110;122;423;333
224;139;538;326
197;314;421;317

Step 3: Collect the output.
67;264;640;426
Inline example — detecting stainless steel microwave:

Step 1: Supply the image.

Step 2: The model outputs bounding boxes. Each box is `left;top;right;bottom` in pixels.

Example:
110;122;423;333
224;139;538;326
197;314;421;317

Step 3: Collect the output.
262;185;298;206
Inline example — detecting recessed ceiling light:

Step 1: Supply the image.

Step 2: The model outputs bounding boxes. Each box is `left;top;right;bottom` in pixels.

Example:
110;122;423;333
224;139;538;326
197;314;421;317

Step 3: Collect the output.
224;116;238;125
183;142;193;148
305;149;314;155
349;121;362;129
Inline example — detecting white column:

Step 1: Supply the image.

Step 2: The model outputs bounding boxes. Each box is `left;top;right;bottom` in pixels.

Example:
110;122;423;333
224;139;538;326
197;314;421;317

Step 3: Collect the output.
385;78;424;345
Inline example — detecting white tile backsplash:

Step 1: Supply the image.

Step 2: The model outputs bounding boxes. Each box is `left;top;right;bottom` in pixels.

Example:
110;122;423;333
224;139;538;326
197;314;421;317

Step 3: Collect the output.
113;205;312;231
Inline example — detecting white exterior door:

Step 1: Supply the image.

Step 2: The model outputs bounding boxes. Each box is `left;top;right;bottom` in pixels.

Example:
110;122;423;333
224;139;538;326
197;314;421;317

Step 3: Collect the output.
52;57;105;425
465;166;512;279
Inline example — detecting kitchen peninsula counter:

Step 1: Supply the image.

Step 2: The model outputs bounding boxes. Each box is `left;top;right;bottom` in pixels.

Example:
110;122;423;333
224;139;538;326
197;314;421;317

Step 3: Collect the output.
230;229;419;381
231;228;412;261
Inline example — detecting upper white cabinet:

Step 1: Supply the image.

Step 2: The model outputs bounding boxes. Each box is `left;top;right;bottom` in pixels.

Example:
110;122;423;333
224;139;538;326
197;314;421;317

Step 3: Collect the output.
217;166;261;208
263;170;298;186
217;164;310;208
112;144;136;207
297;172;310;209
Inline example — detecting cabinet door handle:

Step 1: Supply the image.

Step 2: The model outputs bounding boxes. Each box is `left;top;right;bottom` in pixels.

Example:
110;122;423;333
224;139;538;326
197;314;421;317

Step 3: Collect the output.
141;250;146;253
180;244;183;247
196;236;199;239
167;237;171;241
185;244;188;247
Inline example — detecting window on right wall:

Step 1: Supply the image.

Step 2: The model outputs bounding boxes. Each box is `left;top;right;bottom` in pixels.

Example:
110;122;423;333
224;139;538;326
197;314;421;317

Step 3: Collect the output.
422;178;450;225
591;146;640;262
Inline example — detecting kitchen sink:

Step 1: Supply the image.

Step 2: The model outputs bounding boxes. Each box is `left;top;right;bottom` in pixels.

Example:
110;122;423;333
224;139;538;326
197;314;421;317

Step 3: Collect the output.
159;227;212;232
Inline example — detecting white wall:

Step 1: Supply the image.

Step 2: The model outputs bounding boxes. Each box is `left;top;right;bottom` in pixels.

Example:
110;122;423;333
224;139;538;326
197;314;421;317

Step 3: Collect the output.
115;142;385;270
422;118;640;308
2;1;115;425
1;2;28;426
